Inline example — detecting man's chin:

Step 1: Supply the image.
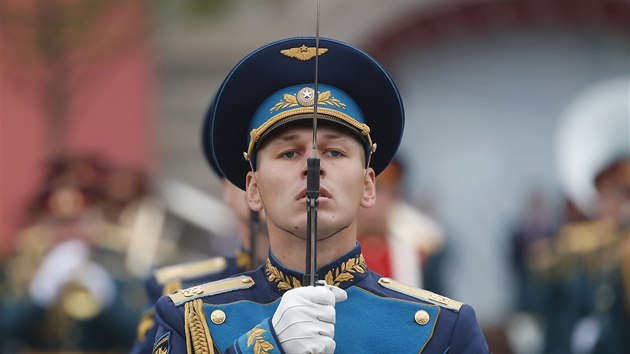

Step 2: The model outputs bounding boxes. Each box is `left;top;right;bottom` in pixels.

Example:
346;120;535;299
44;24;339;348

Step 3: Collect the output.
284;227;341;241
282;215;350;240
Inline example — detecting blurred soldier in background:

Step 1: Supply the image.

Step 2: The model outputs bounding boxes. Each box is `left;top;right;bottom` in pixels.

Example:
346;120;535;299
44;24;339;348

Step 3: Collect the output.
357;156;446;290
0;154;267;353
514;77;630;354
130;158;269;354
0;154;146;353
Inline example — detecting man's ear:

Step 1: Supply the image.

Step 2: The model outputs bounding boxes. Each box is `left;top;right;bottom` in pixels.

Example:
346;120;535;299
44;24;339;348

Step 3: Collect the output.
246;171;264;212
361;168;377;208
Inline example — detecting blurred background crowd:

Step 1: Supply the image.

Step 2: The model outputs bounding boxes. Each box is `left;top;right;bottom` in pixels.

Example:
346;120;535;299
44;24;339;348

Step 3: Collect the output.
0;0;628;353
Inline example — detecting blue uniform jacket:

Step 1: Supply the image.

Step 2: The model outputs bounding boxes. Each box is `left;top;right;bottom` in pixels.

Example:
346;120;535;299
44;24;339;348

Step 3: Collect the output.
152;244;489;354
131;252;250;354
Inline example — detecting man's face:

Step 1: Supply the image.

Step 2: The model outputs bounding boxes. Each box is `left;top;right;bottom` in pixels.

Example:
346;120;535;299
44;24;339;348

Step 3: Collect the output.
246;124;376;240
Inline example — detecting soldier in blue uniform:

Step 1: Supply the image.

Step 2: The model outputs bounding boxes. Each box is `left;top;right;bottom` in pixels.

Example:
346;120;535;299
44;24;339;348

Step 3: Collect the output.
151;37;490;354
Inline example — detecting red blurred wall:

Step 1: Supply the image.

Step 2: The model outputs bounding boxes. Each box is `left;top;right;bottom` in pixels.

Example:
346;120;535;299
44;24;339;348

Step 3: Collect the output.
0;0;155;257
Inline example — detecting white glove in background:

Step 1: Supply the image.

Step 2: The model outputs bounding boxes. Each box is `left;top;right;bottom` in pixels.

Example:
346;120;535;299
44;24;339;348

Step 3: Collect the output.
29;240;90;306
29;239;115;308
272;284;347;354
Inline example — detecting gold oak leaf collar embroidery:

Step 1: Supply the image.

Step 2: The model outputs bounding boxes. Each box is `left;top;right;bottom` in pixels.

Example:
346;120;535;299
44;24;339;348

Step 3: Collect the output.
265;253;367;292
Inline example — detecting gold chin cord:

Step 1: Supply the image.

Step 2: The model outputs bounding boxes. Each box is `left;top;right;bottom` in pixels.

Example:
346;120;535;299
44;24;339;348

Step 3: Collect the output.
304;0;321;287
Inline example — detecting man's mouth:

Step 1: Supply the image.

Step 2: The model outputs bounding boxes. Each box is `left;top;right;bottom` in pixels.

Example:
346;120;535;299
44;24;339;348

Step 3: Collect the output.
297;187;331;200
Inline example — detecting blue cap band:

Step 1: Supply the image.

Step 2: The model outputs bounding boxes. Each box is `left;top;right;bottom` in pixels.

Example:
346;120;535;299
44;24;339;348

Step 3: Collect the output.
245;84;372;160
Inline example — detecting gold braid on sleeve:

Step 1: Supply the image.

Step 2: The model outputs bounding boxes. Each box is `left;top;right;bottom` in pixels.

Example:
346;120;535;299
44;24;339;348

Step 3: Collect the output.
184;299;215;354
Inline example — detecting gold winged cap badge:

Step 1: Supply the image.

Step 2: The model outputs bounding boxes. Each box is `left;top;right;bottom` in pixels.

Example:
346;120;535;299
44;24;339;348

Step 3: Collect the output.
280;45;328;61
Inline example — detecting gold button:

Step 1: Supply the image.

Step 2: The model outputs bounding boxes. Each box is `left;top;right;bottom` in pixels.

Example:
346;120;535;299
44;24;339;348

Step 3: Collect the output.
380;277;391;284
210;309;226;325
415;310;430;325
242;276;253;284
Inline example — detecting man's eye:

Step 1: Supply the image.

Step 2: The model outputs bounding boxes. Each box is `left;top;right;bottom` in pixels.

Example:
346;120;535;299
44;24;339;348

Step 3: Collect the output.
327;150;343;157
282;151;296;159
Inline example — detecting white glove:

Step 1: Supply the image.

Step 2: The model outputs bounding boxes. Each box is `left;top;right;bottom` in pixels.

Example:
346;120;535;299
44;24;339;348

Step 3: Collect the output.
272;284;347;354
29;240;115;308
29;239;90;306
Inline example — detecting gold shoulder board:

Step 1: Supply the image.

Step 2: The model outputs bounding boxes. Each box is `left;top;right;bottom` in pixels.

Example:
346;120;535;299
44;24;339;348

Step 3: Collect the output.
378;277;463;312
154;257;228;285
168;275;255;306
